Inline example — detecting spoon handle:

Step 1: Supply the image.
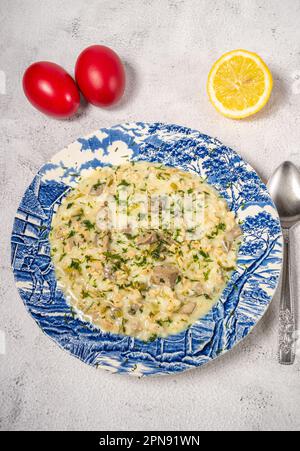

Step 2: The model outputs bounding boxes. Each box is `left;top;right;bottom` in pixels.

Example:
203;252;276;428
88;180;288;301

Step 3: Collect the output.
279;229;296;365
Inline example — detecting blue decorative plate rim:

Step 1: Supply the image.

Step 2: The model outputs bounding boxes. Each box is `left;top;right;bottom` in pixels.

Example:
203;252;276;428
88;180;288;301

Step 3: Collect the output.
11;122;283;376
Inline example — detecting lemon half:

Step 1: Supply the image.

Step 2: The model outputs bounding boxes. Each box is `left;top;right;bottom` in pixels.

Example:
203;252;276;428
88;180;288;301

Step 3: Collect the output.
207;49;273;119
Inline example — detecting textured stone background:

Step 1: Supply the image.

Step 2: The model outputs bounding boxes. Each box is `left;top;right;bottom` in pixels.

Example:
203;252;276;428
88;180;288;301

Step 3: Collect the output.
1;0;300;431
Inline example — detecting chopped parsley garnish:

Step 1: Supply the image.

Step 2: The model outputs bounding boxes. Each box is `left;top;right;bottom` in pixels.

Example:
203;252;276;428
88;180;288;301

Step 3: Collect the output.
207;222;226;239
82;220;95;231
135;256;147;267
74;208;84;220
156;172;170;180
66;202;74;209
59;252;66;262
104;252;126;271
92;180;103;190
199;250;210;260
118;179;130;187
69;259;81;272
219;263;236;272
113;193;120;205
204;269;211;281
85;255;99;263
174;229;181;241
156;318;172;326
67;230;76;238
151;240;165;260
104;252;125;262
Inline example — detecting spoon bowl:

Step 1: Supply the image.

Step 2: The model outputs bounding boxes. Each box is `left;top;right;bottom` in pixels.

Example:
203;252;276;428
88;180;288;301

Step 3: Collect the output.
268;161;300;228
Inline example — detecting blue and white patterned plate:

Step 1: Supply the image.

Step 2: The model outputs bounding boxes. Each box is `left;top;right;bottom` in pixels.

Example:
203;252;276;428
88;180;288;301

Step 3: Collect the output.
11;123;283;376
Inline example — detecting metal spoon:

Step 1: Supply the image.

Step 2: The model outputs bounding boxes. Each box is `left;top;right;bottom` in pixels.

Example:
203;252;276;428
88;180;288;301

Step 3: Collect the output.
268;161;300;365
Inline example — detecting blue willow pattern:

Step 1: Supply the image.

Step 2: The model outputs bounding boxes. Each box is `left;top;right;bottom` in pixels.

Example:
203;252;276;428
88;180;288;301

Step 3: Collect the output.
11;123;283;376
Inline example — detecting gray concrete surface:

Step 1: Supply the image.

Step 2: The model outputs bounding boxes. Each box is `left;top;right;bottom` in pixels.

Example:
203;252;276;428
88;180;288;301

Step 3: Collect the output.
1;0;300;431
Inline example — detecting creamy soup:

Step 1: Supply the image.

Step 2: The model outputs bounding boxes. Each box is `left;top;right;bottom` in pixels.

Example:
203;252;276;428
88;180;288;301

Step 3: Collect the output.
50;162;241;341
